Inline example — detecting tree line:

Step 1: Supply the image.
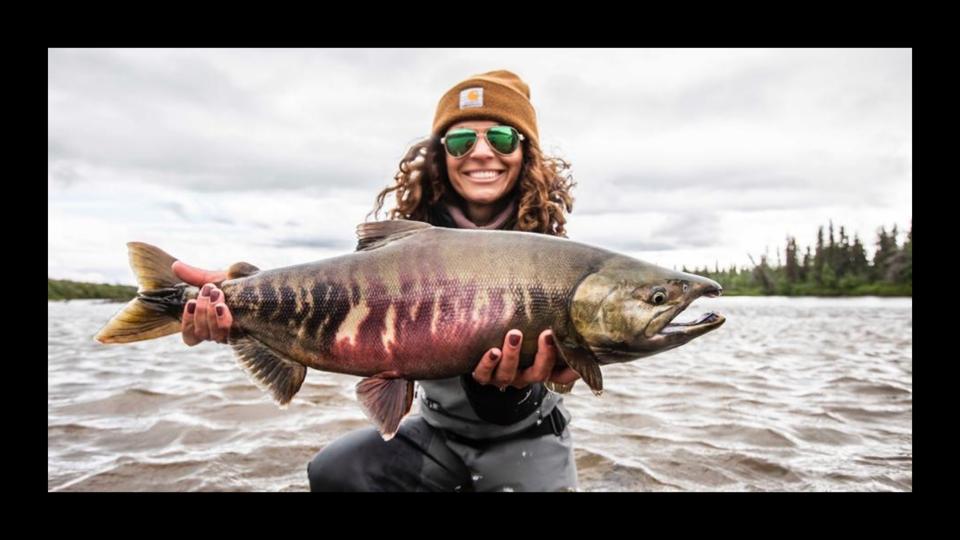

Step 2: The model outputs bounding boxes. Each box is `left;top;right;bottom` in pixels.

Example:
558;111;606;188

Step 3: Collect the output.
48;278;137;301
687;220;912;296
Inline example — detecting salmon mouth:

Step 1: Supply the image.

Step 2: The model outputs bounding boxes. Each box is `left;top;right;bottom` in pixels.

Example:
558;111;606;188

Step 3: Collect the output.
592;309;725;363
658;311;725;336
657;282;724;337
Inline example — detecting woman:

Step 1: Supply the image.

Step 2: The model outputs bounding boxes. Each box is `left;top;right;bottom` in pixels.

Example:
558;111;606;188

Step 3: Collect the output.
173;70;581;491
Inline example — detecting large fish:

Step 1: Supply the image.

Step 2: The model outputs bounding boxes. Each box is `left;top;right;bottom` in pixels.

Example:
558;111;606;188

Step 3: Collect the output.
96;220;725;439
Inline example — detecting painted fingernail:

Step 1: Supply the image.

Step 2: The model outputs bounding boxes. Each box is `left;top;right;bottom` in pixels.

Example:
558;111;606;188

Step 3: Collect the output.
187;302;196;314
546;334;555;348
509;333;521;347
210;290;220;302
491;350;501;361
215;305;224;317
201;284;212;296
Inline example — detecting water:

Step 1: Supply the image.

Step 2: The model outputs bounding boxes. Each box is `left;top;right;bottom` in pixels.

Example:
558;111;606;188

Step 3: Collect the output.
48;296;912;491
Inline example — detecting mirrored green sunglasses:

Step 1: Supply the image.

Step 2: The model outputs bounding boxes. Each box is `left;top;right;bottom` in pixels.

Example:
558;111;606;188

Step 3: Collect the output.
441;126;525;158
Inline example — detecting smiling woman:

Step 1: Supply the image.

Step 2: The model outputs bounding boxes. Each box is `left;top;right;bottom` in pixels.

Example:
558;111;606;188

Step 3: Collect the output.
373;70;575;238
169;70;586;492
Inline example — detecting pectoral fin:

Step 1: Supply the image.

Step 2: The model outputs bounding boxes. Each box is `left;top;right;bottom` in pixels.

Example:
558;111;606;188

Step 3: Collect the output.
552;328;603;396
356;374;415;441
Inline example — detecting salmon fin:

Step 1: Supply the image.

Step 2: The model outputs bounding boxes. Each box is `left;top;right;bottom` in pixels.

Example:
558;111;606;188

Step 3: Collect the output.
227;261;260;280
553;344;602;396
355;220;433;251
355;374;415;441
95;242;185;344
231;335;307;408
127;241;179;291
545;381;577;394
552;328;603;396
95;298;183;344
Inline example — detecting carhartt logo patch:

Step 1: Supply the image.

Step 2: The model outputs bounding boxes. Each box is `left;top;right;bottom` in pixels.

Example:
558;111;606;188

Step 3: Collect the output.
459;87;483;109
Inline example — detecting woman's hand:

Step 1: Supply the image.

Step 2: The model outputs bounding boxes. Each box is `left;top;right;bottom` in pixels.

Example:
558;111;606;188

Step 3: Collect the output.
171;261;233;346
472;329;581;390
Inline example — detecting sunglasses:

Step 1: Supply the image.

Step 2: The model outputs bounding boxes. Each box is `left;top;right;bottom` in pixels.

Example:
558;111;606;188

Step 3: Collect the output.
441;126;525;158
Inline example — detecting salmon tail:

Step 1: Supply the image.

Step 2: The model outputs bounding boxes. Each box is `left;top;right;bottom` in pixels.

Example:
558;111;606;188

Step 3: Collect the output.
95;242;194;344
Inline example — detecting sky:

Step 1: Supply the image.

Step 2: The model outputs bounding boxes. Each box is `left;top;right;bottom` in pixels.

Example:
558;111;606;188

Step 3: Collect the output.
48;48;912;285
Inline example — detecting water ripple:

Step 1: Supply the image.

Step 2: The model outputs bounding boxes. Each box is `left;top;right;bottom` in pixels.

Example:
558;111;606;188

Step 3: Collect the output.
48;297;912;491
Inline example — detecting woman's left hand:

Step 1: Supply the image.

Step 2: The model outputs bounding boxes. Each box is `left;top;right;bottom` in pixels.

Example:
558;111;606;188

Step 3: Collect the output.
472;329;581;390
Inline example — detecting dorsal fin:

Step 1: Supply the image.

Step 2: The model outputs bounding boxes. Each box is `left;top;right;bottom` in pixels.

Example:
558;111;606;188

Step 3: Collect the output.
227;261;260;280
355;220;433;251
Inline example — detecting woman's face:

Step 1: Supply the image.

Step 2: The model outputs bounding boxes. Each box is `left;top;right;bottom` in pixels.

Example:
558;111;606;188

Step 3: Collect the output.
444;120;523;206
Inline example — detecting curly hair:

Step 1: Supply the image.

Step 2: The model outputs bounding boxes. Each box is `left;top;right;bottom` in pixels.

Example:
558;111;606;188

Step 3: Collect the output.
372;136;576;237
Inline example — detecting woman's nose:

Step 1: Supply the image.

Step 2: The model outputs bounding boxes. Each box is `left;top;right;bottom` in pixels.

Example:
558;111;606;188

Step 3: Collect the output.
469;135;495;158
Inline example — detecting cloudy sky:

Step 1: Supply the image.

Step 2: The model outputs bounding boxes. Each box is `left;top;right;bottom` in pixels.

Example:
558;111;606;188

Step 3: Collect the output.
49;48;911;285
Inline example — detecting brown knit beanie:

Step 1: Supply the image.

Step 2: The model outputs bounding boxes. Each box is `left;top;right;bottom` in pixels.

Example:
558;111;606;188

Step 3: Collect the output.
432;70;539;148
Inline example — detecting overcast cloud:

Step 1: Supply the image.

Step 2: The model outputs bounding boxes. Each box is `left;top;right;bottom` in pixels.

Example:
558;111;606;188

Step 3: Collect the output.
48;48;911;284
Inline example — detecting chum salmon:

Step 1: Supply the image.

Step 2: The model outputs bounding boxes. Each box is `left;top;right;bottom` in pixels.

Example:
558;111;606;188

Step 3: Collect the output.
97;220;725;439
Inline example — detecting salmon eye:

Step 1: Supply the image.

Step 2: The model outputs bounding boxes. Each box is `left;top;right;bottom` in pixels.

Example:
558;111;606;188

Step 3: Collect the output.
651;289;667;305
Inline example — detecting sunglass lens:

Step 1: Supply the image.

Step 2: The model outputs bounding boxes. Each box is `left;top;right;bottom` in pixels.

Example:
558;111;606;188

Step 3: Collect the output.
444;130;477;157
486;127;519;154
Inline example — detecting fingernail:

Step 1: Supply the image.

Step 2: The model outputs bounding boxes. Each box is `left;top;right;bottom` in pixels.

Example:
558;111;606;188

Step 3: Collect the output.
509;333;521;347
491;350;501;361
210;290;220;302
187;302;196;314
215;305;224;317
201;284;212;296
546;334;555;348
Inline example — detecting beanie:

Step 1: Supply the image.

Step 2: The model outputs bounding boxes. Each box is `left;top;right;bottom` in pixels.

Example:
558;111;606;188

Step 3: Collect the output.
432;69;539;148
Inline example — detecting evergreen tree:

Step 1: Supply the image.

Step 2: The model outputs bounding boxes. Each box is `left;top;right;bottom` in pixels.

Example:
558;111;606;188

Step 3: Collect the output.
851;234;869;277
874;225;899;282
883;224;909;284
902;220;912;284
837;225;850;277
800;245;812;282
828;220;836;272
752;255;774;294
814;226;825;285
784;236;800;283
